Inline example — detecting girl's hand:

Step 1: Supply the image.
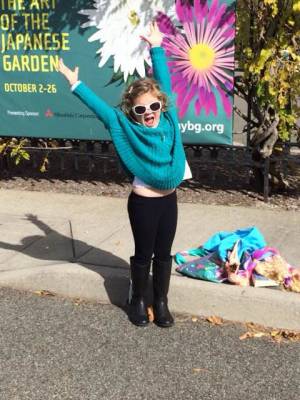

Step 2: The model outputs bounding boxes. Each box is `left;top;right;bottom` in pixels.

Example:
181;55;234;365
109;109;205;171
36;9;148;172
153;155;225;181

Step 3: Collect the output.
140;21;163;47
57;58;79;86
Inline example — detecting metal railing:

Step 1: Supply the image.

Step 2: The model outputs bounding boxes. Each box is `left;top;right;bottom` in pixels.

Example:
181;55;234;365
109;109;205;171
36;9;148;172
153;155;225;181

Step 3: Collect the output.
1;138;298;201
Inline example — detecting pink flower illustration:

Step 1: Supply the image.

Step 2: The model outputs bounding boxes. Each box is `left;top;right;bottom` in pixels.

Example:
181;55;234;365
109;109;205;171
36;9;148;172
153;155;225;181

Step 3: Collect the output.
157;0;235;118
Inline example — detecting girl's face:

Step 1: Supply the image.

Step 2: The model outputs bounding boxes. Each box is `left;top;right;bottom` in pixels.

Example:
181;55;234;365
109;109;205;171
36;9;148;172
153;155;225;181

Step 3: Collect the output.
132;91;161;128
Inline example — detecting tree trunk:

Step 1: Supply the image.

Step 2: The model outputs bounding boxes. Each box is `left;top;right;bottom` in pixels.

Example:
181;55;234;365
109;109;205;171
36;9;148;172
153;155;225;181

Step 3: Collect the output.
250;111;288;193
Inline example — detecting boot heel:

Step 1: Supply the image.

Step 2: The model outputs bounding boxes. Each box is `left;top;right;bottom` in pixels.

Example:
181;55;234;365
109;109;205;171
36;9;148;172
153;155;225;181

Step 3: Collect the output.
152;258;174;328
153;300;174;328
128;298;149;327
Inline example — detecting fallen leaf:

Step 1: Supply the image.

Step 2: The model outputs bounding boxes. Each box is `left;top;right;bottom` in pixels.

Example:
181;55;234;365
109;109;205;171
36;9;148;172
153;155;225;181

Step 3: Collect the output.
240;331;267;340
33;290;55;297
239;326;300;342
271;330;281;337
272;330;300;342
206;316;223;325
281;330;298;339
191;317;198;322
246;322;257;329
147;306;154;322
253;332;267;338
192;368;209;373
239;332;252;340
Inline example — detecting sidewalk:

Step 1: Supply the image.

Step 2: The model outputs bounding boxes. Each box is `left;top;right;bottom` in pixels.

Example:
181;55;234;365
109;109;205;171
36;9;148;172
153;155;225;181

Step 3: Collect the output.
0;189;299;330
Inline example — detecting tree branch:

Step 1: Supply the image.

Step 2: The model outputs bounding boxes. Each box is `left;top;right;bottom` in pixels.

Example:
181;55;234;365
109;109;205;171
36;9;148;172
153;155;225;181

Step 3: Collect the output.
233;105;248;122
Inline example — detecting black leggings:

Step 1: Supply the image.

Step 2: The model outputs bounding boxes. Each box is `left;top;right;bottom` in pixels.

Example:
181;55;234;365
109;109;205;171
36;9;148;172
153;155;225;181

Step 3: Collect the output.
127;191;178;265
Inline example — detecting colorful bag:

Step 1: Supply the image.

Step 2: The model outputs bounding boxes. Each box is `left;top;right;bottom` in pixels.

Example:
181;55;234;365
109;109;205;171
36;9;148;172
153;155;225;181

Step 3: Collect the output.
202;226;266;262
175;247;227;283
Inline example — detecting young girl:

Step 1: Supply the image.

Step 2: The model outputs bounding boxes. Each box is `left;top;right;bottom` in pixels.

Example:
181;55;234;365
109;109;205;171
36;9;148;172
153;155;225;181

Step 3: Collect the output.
58;22;191;328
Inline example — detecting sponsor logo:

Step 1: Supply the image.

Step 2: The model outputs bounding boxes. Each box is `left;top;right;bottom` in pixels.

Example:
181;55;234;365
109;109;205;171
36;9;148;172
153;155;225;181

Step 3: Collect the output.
44;110;97;119
45;109;54;118
6;108;97;119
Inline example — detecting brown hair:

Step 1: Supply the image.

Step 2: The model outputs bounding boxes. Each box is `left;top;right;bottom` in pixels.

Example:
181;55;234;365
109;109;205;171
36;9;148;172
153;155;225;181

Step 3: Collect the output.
120;78;168;117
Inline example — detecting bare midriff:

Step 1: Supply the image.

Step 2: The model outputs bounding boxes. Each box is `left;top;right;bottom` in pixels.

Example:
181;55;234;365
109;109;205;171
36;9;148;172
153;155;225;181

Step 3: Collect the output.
132;186;175;197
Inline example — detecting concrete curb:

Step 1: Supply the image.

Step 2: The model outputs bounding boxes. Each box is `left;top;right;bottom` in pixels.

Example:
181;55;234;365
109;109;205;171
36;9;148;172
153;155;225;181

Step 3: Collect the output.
170;273;300;331
0;262;299;331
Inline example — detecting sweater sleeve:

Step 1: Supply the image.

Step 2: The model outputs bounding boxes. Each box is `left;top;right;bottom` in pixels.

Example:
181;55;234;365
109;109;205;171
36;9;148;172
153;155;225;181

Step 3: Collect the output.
72;82;117;130
150;46;172;97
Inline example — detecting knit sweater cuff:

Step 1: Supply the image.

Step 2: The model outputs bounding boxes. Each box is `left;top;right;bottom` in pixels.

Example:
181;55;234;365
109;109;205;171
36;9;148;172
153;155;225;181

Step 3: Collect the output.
150;46;165;59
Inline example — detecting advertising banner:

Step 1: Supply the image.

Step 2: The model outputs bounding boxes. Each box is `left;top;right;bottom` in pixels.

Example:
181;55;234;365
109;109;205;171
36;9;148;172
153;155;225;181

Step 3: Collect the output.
0;0;236;144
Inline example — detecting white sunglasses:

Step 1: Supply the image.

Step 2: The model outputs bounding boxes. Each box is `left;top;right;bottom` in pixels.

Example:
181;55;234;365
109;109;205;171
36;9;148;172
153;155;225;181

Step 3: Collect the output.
132;101;162;115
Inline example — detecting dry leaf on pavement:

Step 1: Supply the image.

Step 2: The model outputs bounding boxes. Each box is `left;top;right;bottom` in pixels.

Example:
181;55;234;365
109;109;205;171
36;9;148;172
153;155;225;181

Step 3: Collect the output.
252;332;267;338
192;368;209;373
240;328;300;342
239;331;267;340
206;315;223;325
239;332;252;340
147;306;154;322
73;298;84;306
33;290;55;297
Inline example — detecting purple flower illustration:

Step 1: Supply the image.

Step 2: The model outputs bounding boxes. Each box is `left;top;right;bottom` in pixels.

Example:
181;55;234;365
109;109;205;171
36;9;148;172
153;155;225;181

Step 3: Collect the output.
157;0;235;118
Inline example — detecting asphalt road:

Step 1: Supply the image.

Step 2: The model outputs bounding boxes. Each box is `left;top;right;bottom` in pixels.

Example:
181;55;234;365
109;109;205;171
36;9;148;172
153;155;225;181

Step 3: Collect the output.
0;287;299;400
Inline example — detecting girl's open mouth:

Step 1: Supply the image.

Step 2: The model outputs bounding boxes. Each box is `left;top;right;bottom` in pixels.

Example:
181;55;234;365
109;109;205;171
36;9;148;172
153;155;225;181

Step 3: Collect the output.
144;114;155;127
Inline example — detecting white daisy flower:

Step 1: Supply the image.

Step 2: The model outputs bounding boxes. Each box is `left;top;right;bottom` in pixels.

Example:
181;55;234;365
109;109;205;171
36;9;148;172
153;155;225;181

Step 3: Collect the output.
79;0;175;81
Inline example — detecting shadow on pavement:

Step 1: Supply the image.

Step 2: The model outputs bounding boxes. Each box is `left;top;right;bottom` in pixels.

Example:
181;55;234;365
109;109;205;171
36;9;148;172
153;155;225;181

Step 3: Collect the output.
0;214;131;314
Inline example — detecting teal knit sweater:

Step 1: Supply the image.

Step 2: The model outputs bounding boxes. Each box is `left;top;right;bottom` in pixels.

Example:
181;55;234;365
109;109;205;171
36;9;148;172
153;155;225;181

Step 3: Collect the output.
73;47;186;190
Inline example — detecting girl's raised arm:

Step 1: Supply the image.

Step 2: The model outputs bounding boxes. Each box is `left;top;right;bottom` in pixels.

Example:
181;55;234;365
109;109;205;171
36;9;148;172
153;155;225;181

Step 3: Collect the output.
141;22;172;96
57;59;116;130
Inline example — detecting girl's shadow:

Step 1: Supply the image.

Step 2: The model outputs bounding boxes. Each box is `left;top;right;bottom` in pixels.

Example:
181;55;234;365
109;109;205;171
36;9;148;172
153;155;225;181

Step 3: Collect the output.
0;214;131;310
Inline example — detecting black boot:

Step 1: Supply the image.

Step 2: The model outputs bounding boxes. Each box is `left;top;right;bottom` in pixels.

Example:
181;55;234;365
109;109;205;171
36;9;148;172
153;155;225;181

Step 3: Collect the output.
152;258;174;328
128;257;150;327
